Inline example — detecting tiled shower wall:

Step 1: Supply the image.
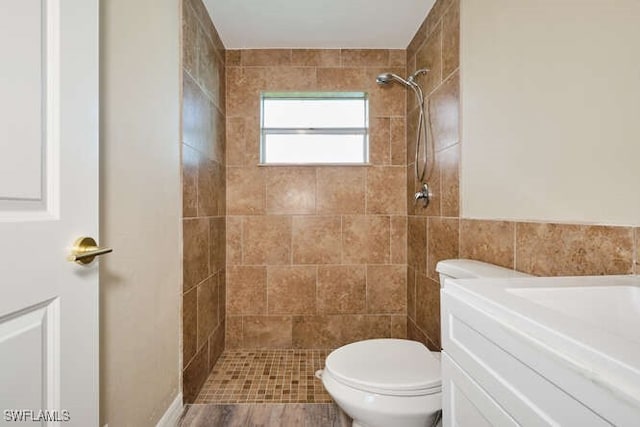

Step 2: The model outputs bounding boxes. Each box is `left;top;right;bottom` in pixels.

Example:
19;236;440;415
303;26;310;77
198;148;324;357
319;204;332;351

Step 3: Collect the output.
406;0;461;350
225;49;409;349
179;0;640;401
405;0;640;350
181;0;226;403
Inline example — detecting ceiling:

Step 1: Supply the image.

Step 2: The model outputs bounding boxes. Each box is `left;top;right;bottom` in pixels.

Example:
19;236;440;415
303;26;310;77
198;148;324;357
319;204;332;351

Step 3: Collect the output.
202;0;436;49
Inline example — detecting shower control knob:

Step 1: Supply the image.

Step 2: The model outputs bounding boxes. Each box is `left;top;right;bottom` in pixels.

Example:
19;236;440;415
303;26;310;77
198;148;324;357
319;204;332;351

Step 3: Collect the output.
414;183;431;208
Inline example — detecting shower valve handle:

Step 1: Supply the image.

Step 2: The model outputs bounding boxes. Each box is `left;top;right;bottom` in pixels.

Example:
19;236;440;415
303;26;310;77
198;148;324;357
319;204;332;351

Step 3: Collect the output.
414;183;431;208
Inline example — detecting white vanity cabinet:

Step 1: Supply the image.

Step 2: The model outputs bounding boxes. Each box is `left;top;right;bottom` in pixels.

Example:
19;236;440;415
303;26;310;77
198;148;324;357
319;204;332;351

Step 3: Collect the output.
440;275;640;427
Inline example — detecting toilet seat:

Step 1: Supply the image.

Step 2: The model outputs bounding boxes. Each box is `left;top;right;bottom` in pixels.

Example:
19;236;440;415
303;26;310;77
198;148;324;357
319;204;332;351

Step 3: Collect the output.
324;339;441;396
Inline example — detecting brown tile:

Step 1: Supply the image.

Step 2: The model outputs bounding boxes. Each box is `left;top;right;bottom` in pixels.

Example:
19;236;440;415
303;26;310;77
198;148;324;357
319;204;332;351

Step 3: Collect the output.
292;316;342;348
267;266;317;315
407;266;416;320
194;349;333;404
414;28;442;98
342;216;390;264
406;53;416;83
341;49;389;67
292;217;342;264
408;216;427;273
316;68;367;91
197;159;222;217
226;117;245;166
265;67;318;91
227;167;265;215
366;167;406;214
317;265;366;314
183;218;210;291
242;216;292;265
226;50;241;66
442;0;460;78
208;322;225;371
226;216;243;265
427;217;460;281
460;219;515;269
225;316;243;349
242;49;292;66
389;50;407;67
243;316;293;348
367;265;406;314
215;64;226;115
209;217;225;272
183;343;208;403
391;216;407;264
226;67;267;117
430;71;459;151
369;118;390;165
182;143;199;218
183;287;197;367
182;2;198;77
341;315;392;344
292;315;391;349
197;25;220;103
391;315;408;338
316;167;365;214
216;161;226;218
515;223;634;276
187;0;223;54
266;168;316;214
415;273;440;347
218;272;226;321
244;116;260;165
424;0;454;37
390;118;406;166
291;49;341;67
198;275;219;347
183;72;213;156
227;266;267;315
439;143;459;217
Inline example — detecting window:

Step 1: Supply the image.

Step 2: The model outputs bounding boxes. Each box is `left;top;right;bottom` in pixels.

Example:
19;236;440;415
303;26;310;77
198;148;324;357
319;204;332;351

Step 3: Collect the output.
260;92;369;164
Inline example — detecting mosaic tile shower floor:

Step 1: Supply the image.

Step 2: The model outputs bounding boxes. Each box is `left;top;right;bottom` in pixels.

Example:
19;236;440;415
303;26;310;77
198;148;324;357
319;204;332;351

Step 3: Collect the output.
195;349;333;404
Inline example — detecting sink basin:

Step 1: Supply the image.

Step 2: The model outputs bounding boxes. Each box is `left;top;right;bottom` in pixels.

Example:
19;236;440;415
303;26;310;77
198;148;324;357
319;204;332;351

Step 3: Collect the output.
507;285;640;342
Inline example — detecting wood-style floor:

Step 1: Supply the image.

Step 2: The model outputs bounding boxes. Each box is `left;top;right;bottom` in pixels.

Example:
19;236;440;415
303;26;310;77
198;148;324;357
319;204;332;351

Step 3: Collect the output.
179;403;352;427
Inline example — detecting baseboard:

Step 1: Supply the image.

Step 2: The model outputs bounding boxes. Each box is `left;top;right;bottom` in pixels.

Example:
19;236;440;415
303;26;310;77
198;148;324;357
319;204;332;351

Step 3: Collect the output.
156;393;183;427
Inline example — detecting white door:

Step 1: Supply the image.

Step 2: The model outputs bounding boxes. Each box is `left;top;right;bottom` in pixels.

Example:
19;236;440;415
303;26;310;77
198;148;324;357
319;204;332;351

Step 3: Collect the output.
0;0;100;425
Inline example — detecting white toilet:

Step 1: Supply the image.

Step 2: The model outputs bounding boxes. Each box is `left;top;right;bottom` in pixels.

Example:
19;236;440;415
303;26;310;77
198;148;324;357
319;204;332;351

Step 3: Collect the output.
321;259;531;427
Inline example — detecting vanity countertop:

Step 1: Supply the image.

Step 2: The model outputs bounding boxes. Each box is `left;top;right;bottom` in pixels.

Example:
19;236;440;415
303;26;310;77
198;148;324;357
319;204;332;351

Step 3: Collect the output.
443;274;640;410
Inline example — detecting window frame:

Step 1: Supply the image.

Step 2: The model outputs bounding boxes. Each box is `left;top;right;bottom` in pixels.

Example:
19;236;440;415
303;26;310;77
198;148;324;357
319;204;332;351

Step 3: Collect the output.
259;91;370;165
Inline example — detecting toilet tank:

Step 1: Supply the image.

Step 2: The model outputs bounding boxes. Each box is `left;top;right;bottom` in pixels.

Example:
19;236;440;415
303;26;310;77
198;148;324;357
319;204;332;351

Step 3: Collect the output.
436;259;531;287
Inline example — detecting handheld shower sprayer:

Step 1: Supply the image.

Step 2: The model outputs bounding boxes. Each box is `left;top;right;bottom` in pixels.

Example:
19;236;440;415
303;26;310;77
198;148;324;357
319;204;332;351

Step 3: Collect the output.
376;68;433;208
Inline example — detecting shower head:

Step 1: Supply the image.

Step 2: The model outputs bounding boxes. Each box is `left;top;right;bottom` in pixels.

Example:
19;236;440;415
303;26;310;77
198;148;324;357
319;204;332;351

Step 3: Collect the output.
376;72;412;88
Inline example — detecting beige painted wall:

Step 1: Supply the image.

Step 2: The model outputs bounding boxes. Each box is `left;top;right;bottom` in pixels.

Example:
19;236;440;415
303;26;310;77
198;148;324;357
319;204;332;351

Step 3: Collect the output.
100;0;182;425
461;0;640;226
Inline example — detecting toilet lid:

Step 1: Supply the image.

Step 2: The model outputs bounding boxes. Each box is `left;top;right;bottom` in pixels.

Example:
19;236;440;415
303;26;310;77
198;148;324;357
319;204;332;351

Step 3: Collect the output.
324;339;441;396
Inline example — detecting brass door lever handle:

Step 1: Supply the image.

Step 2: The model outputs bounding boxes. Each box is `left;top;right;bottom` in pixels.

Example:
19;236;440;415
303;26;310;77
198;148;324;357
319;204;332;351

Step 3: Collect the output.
69;237;113;265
